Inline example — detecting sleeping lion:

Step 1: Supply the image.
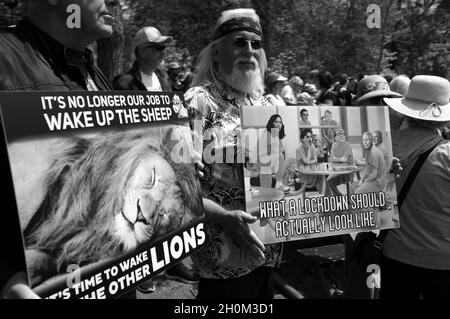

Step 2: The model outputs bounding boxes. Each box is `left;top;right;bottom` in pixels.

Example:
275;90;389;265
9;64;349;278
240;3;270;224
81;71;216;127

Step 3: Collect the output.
22;127;203;286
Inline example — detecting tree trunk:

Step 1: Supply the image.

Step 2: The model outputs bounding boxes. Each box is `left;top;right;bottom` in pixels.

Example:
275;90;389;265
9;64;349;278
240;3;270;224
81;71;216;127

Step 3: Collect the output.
96;13;124;84
377;0;395;73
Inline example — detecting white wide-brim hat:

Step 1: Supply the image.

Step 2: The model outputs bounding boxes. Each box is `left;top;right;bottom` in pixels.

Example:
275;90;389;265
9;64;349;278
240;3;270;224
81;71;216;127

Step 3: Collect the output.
384;75;450;122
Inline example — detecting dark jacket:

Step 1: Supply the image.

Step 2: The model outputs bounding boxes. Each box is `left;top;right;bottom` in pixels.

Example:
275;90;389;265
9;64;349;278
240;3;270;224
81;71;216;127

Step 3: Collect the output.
0;18;111;91
0;18;111;292
113;61;172;92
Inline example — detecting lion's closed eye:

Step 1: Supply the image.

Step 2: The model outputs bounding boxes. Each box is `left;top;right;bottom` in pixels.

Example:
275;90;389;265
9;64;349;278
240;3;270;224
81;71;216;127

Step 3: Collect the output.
145;166;156;189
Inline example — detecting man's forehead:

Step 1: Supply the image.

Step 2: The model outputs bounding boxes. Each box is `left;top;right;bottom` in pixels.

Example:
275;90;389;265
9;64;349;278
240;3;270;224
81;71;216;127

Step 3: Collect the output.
226;30;262;40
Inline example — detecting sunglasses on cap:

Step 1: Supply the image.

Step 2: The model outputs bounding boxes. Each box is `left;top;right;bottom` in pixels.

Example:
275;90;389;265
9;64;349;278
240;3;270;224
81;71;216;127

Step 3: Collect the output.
232;37;263;50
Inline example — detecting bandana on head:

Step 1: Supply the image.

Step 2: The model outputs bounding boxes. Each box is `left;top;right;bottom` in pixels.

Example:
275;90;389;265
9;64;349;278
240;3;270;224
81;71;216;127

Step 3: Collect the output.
213;17;263;40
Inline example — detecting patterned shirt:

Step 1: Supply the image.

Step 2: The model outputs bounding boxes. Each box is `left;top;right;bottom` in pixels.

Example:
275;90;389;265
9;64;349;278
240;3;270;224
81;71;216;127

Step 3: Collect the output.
185;76;283;279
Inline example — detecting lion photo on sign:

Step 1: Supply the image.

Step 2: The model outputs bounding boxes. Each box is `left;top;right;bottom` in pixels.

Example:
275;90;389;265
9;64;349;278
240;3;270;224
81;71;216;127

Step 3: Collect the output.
17;126;203;286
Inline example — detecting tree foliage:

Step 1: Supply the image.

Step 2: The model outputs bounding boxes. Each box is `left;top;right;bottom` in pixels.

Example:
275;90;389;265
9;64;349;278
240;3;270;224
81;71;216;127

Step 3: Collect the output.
1;0;448;81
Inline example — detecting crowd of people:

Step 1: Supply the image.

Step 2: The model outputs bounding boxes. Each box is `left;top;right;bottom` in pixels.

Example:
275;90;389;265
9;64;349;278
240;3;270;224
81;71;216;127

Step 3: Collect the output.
1;1;449;300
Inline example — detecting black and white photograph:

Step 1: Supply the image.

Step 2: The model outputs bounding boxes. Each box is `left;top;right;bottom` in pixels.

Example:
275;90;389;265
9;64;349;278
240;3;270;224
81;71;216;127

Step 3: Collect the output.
242;104;400;244
0;91;204;298
1;0;449;303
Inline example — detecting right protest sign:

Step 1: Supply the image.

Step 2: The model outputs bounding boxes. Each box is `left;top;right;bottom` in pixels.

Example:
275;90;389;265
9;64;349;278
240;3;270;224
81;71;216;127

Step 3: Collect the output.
241;105;399;244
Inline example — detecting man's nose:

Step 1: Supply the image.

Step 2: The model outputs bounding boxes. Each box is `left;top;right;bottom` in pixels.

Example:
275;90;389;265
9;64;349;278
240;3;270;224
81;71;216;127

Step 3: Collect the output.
241;41;255;56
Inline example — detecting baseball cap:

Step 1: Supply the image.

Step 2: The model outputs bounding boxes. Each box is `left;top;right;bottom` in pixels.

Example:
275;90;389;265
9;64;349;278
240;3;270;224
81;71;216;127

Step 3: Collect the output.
133;26;173;50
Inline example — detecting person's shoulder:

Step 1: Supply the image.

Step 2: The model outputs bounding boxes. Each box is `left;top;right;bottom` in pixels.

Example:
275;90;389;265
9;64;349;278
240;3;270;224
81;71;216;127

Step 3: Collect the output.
372;146;384;157
0;26;25;61
432;140;450;162
0;25;39;90
155;67;169;78
0;24;19;42
184;82;216;114
185;82;213;99
113;73;135;90
376;144;387;153
378;142;388;150
264;93;276;104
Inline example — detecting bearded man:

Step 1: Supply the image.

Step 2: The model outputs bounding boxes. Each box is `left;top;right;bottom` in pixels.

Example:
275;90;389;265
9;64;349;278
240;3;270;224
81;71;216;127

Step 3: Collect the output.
185;8;282;299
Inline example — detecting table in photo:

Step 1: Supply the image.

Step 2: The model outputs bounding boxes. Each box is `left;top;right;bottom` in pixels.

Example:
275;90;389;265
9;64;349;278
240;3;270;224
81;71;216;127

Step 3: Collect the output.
294;162;365;197
245;186;285;215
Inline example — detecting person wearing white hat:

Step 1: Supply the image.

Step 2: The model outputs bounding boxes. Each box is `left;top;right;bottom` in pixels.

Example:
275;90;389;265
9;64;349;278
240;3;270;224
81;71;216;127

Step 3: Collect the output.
380;75;450;299
114;26;173;92
389;75;411;96
264;72;288;107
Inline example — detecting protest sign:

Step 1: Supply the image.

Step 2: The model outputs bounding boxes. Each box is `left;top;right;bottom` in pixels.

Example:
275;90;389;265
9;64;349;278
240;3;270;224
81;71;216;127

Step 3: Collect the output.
0;91;203;298
241;105;400;244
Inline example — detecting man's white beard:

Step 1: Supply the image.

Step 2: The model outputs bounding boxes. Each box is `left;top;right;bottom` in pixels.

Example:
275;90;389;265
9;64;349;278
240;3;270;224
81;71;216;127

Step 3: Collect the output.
223;65;264;96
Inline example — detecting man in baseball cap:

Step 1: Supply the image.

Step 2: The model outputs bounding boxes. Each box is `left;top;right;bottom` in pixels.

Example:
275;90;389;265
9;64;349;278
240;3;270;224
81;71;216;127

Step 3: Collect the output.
114;26;173;92
133;26;173;49
115;27;200;289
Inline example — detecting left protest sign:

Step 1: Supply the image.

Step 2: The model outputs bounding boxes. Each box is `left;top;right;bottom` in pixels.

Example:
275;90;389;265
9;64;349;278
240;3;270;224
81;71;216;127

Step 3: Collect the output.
0;91;203;299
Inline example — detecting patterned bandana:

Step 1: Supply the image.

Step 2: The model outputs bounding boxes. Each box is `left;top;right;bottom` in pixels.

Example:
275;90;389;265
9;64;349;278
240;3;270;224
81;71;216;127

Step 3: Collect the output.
213;17;263;40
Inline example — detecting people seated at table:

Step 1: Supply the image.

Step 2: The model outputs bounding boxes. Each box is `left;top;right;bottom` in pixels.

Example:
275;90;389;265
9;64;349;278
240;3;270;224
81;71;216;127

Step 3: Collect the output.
351;131;386;194
325;128;354;196
291;129;323;192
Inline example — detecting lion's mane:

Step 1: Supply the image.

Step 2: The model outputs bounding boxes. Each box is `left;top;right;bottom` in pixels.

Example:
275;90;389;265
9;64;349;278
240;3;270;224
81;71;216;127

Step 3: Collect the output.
24;127;202;273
